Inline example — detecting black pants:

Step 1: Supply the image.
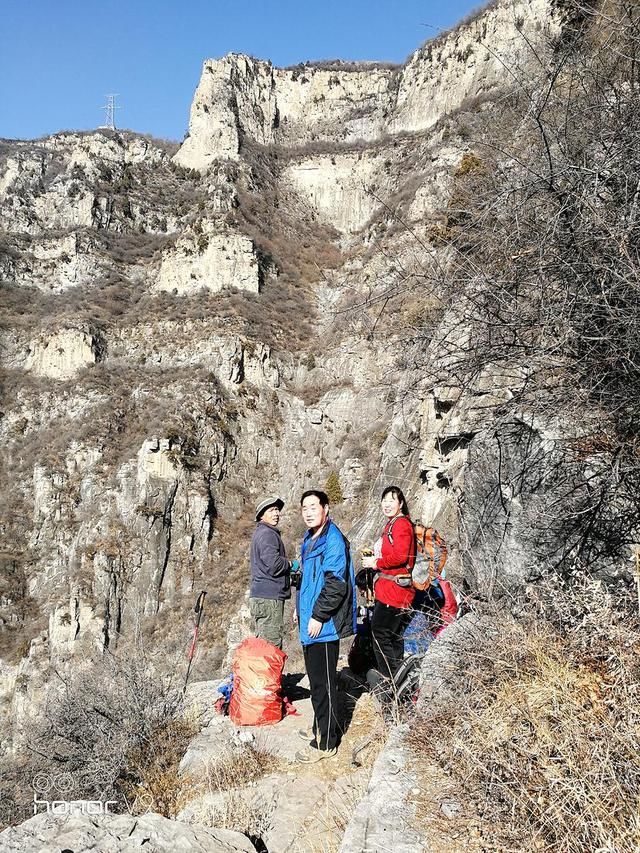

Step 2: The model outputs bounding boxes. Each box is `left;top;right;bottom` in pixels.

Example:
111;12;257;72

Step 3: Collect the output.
303;640;340;750
371;601;413;680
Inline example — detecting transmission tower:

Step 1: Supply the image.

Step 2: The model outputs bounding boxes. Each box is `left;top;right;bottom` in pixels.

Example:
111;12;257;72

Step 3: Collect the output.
99;94;120;130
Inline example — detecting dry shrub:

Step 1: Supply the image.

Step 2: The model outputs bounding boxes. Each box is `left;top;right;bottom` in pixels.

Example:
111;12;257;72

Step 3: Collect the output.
99;231;175;263
121;717;197;817
0;276;145;330
9;645;190;822
454;152;484;177
408;581;640;852
286;59;400;73
1;651;202;826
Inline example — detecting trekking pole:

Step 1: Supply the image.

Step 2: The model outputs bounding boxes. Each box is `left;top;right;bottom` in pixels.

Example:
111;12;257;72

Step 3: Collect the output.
362;548;375;605
183;590;207;695
366;567;375;605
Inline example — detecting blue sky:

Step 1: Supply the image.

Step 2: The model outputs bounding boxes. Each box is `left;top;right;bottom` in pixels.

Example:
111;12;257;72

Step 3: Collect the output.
1;1;485;142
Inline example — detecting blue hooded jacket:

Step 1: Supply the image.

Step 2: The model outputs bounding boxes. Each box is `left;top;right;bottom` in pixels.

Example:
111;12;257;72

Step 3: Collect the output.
298;519;357;646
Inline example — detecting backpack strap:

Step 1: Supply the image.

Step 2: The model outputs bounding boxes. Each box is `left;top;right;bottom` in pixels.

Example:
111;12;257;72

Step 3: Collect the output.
386;516;400;546
385;515;413;572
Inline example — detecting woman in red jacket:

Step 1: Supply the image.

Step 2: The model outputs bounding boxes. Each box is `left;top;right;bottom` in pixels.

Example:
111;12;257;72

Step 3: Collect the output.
361;485;416;681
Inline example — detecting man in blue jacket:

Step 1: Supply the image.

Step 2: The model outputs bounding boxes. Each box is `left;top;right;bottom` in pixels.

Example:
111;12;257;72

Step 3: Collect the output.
295;489;356;763
249;496;295;650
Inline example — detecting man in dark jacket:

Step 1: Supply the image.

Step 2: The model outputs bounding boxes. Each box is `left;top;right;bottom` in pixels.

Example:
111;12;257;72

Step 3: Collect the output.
249;496;294;650
295;490;356;763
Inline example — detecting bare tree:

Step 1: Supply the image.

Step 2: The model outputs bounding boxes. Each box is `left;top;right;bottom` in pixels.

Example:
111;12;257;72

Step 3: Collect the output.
358;0;640;588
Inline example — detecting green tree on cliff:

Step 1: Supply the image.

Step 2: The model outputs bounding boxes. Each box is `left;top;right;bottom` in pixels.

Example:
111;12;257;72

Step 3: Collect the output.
325;470;344;504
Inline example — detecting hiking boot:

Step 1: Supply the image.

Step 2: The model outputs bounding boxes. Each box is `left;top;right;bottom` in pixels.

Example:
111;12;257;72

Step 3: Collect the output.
295;746;337;764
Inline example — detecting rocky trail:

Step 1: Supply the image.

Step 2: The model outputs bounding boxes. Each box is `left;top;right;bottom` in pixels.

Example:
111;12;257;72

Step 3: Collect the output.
0;656;429;852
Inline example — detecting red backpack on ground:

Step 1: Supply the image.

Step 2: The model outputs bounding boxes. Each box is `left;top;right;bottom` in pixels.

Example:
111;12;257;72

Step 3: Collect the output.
229;636;286;726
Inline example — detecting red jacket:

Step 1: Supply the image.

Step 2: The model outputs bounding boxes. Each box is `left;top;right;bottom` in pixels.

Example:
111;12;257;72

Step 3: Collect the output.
374;515;416;609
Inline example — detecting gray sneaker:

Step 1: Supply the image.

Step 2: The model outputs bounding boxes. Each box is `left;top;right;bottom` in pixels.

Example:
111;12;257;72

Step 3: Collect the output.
295;746;337;764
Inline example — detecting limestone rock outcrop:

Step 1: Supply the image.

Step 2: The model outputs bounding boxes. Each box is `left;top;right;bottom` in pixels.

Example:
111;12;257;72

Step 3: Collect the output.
0;812;256;853
0;326;105;378
174;54;397;170
284;151;390;234
154;231;261;295
0;132;176;235
0;230;103;292
175;0;557;175
390;0;558;134
339;726;426;853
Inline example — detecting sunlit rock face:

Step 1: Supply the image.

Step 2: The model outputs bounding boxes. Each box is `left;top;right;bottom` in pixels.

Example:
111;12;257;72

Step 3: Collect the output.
175;0;555;173
390;0;557;134
0;327;104;378
173;54;397;170
154;231;261;295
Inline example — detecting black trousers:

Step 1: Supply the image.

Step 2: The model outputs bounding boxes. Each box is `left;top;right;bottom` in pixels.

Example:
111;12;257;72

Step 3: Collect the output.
371;601;413;680
303;640;340;750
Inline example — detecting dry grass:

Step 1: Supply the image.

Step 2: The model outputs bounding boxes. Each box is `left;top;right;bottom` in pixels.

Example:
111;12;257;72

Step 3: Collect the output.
189;785;276;842
408;581;640;852
181;744;279;839
199;743;278;794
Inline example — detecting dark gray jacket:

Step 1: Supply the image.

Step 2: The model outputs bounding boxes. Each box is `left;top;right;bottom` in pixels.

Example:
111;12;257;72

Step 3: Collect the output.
249;522;291;600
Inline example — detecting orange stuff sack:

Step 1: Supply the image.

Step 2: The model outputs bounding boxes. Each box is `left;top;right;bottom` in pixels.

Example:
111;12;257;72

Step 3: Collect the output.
229;636;287;726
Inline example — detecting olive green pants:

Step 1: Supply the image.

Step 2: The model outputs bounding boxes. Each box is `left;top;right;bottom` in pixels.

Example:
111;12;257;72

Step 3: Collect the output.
249;597;285;649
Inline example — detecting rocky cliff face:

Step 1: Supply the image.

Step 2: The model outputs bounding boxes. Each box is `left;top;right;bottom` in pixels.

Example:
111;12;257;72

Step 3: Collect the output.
174;56;397;170
175;0;557;170
0;0;573;764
